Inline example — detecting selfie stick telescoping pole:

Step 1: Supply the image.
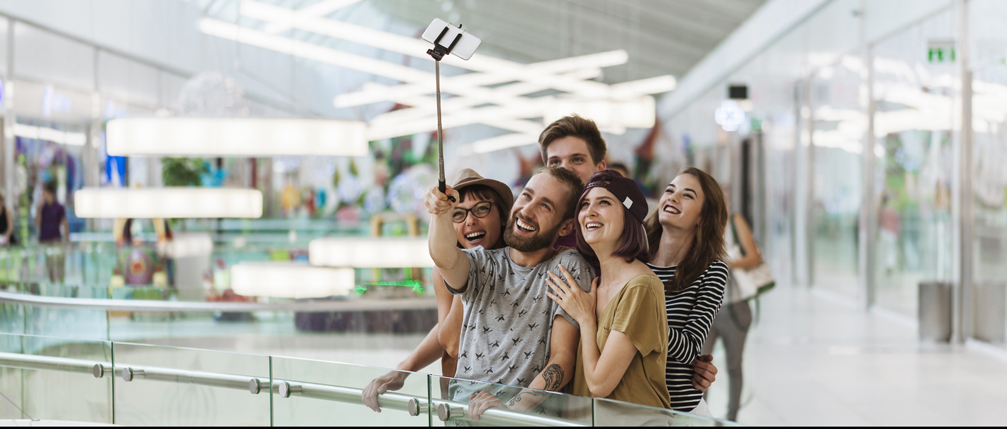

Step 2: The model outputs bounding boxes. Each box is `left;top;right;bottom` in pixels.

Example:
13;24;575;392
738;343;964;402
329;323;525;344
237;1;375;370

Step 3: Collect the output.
426;26;464;203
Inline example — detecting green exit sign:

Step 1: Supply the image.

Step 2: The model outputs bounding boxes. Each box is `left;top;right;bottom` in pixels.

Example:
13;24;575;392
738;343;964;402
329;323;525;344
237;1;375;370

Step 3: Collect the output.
928;39;956;63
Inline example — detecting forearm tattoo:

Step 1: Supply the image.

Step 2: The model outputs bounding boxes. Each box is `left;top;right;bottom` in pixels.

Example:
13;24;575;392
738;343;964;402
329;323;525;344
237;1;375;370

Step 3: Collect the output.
541;364;564;391
506;389;550;406
505;364;564;408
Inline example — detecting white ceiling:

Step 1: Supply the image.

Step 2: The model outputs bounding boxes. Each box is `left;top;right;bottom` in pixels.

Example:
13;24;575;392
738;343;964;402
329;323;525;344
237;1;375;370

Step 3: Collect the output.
194;0;766;84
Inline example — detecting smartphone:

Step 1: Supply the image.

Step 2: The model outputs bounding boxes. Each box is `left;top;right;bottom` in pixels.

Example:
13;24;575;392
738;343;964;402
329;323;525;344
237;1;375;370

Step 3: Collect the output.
422;18;481;61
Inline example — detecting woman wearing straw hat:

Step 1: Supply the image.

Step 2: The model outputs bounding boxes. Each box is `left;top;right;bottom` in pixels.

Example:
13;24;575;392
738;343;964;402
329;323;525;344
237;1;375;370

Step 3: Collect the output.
363;168;514;411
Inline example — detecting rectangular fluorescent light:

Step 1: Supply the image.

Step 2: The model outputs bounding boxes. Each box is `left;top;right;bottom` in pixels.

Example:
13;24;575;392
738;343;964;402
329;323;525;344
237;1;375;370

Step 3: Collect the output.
459;133;539;155
332;51;623;108
543;96;656;130
200;18;430;84
239;1;635;107
75;188;263;219
232;262;355;298
106;117;368;157
309;237;433;268
609;75;677;99
367;101;544;140
14;123;86;146
241;0;626;91
261;0;365;34
364;68;602;125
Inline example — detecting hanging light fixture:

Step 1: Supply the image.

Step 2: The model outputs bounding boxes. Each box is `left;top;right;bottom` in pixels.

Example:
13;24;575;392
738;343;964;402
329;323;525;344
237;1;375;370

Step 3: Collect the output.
106;117;368;157
231;262;355;298
75;188;263;219
308;237;434;268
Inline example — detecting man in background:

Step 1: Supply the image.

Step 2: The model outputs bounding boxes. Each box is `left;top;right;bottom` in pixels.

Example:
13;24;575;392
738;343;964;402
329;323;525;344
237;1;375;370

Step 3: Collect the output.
35;180;68;282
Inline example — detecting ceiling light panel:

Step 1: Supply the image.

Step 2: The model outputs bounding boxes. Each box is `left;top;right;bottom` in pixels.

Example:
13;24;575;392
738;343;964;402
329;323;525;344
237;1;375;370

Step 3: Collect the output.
75;188;263;219
106;117;367;157
309;237;434;268
232;262;355;298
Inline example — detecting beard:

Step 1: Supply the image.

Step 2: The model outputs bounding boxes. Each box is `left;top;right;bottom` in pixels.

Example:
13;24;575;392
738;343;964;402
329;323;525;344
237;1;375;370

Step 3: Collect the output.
503;212;561;252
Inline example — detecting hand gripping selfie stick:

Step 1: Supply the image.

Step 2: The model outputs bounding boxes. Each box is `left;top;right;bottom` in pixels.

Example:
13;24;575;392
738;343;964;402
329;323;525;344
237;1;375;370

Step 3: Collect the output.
422;19;481;202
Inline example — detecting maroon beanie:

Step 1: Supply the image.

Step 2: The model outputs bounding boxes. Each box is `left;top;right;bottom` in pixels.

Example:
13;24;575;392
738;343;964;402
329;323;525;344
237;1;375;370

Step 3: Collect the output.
582;170;648;225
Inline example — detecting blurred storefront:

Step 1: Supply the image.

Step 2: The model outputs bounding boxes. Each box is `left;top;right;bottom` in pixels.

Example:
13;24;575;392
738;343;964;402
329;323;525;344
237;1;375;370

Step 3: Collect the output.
660;0;1007;346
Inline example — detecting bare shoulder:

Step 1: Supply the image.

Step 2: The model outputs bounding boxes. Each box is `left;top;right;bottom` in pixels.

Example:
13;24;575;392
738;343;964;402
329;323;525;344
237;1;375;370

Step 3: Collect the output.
733;213;752;231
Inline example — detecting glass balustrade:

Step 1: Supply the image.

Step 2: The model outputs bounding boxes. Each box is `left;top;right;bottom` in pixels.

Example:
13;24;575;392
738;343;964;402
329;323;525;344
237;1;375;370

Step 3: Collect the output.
0;233;731;426
594;397;741;426
271;357;429;426
429;374;594;427
0;332;737;426
112;342;272;426
0;332;112;424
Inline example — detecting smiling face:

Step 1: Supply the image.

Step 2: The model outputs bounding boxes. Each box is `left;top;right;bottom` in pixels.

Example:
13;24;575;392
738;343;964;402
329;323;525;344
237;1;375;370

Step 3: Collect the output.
546;136;606;185
578;187;625;253
503;173;575;252
452;195;503;249
658;173;706;232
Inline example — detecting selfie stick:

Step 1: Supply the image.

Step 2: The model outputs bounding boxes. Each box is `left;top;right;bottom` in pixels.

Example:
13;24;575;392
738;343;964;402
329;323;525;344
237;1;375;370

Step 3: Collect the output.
426;25;464;202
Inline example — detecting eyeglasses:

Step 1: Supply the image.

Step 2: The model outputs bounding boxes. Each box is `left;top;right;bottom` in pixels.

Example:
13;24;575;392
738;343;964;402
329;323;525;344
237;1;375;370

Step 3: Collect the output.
452;201;494;223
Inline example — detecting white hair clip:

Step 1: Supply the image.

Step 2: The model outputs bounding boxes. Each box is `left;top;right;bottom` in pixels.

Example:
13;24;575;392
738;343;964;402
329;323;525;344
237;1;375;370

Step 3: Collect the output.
623;197;633;210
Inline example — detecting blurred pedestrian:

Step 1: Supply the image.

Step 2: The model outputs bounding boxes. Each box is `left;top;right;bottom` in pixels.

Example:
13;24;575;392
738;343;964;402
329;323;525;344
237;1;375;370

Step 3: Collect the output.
608;161;631;180
701;209;761;422
0;191;15;246
35;181;67;282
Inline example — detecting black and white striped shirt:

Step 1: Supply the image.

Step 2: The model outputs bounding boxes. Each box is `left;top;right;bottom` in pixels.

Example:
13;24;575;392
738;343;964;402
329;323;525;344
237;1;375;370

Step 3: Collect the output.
646;260;728;411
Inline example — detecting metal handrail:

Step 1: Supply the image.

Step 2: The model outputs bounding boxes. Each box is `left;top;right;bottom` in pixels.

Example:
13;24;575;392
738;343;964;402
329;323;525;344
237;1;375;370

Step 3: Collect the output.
0;290;436;313
276;380;425;417
0;352;426;417
0;350;719;426
118;365;267;394
435;401;585;426
0;352;108;379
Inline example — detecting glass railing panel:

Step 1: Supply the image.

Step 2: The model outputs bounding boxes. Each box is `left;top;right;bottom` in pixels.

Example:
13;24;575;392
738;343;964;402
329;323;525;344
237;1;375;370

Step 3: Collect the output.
429;374;593;427
102;298;435;366
111;342;270;426
107;308;276;345
0;333;112;424
0;294;26;337
16;283;110;341
593;397;741;426
271;357;430;426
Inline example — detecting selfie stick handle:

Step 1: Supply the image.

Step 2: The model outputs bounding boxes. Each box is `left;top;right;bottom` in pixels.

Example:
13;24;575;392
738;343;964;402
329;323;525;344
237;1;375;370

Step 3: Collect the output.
435;60;452;201
428;26;463;203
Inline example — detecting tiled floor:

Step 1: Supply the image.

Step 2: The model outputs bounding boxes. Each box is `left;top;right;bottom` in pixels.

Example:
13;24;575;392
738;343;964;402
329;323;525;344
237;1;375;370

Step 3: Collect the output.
703;285;1007;425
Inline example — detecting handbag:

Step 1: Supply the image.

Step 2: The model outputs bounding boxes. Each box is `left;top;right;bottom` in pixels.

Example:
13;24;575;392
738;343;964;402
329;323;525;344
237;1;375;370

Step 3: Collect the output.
726;215;775;301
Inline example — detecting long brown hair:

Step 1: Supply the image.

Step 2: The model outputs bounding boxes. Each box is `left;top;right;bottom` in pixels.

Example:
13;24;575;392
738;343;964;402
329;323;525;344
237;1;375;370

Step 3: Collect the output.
645;167;728;294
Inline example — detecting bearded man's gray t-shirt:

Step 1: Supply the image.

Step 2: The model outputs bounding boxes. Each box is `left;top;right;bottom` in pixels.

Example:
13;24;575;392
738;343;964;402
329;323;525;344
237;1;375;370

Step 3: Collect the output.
445;246;594;403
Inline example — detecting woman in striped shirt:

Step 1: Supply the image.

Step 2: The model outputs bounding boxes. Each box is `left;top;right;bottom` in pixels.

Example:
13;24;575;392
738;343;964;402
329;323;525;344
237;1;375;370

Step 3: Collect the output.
643;167;729;416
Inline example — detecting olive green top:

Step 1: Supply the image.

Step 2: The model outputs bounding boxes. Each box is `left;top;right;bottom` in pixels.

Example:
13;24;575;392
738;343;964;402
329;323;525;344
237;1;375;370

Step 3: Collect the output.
572;273;671;409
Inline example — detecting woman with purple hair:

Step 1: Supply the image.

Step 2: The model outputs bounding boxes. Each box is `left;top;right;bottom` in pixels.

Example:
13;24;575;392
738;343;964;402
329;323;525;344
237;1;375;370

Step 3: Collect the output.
547;170;671;412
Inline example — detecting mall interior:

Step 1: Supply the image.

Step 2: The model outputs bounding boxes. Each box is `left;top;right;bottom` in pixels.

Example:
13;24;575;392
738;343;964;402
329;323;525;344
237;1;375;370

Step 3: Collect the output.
1;0;1006;426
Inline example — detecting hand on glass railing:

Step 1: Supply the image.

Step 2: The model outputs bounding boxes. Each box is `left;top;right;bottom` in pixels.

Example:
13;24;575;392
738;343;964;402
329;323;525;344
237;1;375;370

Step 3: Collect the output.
691;354;717;392
362;370;408;413
468;391;507;423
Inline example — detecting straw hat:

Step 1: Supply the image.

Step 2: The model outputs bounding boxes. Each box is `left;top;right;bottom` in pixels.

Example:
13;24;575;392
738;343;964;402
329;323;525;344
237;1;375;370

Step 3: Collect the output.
449;168;515;213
